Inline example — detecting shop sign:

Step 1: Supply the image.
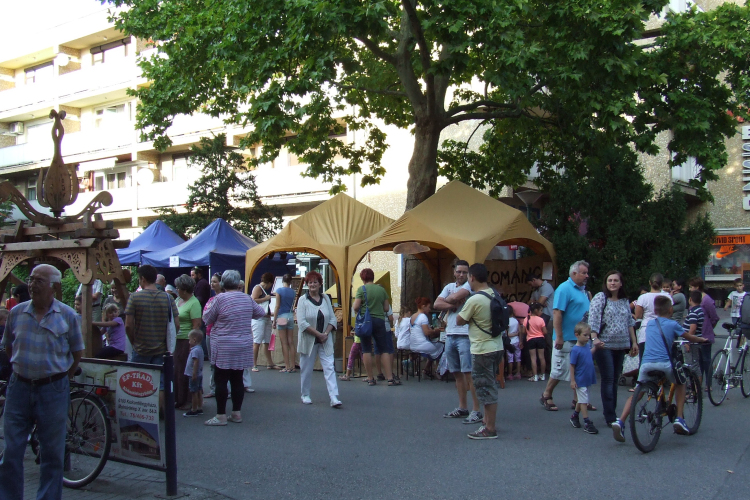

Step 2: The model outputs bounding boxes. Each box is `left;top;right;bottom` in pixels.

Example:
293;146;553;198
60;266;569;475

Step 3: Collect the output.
711;234;750;260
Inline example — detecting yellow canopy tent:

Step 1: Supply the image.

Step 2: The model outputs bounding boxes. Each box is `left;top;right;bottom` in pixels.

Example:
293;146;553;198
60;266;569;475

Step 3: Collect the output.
348;180;556;296
245;193;394;336
326;270;391;301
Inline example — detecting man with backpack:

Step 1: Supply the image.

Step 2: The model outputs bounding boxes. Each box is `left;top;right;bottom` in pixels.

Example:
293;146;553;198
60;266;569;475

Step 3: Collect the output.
457;263;506;440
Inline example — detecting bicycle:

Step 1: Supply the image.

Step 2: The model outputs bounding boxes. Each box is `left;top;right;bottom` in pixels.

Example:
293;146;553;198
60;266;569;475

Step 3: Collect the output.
0;374;112;488
707;322;750;406
629;340;703;453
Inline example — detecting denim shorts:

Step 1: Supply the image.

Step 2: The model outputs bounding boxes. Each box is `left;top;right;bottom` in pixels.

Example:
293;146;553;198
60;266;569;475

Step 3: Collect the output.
359;317;394;355
188;375;203;393
445;335;472;373
276;312;294;330
130;352;165;390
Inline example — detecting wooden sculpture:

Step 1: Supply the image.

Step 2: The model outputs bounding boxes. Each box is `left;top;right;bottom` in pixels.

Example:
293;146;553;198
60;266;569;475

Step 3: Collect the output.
0;109;131;356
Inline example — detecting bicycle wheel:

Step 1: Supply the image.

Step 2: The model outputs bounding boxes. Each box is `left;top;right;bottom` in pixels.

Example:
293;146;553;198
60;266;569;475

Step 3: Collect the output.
741;349;750;398
63;392;111;488
707;349;730;406
630;382;662;453
683;371;703;435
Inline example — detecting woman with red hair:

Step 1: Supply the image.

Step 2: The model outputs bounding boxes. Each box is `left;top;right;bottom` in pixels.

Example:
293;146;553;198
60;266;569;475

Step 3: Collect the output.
353;268;398;385
296;271;341;407
410;297;444;377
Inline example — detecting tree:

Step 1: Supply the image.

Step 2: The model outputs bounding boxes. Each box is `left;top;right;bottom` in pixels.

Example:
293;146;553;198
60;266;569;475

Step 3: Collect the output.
537;144;714;295
156;134;283;241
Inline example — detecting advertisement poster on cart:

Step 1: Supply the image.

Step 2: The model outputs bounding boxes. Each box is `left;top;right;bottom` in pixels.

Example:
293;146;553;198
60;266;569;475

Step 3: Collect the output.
114;366;165;467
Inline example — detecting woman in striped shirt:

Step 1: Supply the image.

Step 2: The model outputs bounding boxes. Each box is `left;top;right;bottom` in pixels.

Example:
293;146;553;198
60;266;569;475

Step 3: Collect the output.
202;270;266;426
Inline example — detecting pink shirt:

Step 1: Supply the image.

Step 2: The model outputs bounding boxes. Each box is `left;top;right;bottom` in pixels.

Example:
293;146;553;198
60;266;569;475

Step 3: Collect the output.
203;291;266;370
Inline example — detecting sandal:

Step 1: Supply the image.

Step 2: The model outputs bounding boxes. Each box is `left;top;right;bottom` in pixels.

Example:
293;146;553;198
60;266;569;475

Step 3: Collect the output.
387;378;402;386
267;365;280;370
367;378;377;386
279;368;288;373
376;374;386;381
204;416;227;426
251;367;260;372
540;395;558;411
287;369;296;373
571;400;598;411
228;413;243;423
338;375;351;381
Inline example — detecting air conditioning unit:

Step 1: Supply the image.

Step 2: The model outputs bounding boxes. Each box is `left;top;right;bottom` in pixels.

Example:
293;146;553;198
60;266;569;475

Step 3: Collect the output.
7;122;24;135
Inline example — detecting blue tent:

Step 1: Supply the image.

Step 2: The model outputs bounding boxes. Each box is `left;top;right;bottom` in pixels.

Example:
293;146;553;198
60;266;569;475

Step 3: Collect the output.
116;220;185;266
141;218;290;281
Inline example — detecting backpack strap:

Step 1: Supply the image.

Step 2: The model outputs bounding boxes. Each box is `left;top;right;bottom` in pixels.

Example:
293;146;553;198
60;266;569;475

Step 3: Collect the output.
470;291;493;335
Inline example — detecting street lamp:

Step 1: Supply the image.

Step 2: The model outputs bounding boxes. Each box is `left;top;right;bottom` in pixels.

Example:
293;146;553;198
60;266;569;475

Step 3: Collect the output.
515;190;542;221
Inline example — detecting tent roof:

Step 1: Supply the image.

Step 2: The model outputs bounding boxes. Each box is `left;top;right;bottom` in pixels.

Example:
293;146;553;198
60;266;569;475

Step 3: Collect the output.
116;220;185;266
245;193;394;279
142;218;258;268
348;180;555;278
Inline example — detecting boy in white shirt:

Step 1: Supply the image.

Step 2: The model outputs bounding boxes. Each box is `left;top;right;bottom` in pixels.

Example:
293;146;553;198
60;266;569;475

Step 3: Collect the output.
724;278;746;326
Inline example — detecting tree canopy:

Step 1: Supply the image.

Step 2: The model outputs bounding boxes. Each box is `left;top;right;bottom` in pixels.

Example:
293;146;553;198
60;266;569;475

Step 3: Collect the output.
155;134;283;240
110;0;750;209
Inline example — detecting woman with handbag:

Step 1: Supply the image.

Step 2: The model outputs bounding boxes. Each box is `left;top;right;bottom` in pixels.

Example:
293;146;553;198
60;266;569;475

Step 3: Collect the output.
587;270;639;427
272;273;297;373
251;272;279;370
353;268;398;386
296;271;341;407
202;270;267;426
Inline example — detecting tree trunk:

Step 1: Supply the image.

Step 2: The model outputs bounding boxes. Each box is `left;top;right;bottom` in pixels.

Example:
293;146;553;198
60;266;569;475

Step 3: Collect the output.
402;120;442;308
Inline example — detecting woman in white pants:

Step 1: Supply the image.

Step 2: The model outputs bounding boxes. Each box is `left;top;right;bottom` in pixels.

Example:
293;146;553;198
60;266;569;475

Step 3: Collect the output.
296;271;341;408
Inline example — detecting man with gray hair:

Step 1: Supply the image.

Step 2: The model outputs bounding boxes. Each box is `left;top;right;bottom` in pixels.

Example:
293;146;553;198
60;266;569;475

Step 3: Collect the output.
539;260;591;412
0;264;84;500
155;274;167;291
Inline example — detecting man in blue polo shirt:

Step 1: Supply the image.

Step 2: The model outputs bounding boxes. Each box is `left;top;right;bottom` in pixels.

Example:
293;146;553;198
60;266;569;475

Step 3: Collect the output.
540;260;591;412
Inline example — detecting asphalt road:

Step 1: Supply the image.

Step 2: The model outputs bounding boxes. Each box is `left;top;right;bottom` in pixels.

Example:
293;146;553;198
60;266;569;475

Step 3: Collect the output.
174;325;749;500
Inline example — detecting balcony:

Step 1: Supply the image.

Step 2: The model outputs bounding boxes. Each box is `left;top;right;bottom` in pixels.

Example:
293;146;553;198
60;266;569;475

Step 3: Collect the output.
0;60;136;121
0;127;137;170
672;157;701;184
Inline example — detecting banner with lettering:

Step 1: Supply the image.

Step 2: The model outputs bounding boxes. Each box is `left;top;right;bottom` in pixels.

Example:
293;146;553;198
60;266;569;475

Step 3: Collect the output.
114;366;164;467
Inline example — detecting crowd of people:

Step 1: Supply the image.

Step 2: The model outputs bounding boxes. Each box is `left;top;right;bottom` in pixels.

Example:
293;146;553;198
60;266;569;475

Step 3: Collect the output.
0;257;741;499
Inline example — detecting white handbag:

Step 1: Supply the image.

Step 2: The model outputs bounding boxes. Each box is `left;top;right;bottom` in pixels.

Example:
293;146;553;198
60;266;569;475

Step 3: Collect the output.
166;292;177;353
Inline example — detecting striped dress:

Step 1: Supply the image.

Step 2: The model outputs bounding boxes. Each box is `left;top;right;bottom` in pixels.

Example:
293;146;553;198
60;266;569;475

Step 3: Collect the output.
203;291;266;370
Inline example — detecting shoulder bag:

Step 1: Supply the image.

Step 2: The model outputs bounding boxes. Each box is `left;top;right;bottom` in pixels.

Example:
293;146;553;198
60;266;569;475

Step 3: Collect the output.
354;285;373;338
165;292;177;353
655;318;687;385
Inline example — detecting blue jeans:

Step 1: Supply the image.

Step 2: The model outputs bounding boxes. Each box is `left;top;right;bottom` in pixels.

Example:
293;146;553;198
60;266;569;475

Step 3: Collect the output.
593;348;627;424
0;373;70;500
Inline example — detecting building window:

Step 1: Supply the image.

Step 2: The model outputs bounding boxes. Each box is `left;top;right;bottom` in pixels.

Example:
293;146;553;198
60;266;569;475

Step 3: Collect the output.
17;121;54;146
94;175;104;191
106;172;128;189
24;62;54;84
91;38;131;66
95;102;131;129
172;155;190;180
26;178;36;201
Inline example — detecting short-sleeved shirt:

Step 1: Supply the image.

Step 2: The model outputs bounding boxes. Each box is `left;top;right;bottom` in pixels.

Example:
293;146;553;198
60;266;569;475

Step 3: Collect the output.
570;345;597;387
124;289;178;356
177;295;202;340
458;288;504;355
682;305;704;336
642;317;684;365
671;292;687;324
439;281;472;335
275;286;296;315
525;315;546;340
194;278;211;309
106;317;127;352
1;299;85;379
635;292;672;344
508;317;520;345
531;281;555;318
728;291;746;318
354;284;388;320
552;278;591;342
185;345;204;377
77;279;103;305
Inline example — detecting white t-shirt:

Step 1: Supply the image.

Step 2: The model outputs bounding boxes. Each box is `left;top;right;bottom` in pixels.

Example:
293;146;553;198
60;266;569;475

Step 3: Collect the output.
409;313;432;350
76;279;103;305
439;281;472;335
728;291;747;318
508;317;520;345
396;317;411;349
636;291;673;343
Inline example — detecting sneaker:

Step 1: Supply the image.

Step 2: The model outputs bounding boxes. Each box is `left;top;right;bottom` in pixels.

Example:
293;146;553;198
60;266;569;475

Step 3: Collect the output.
540;374;546;381
330;397;342;408
467;426;498;440
462;411;483;424
570;414;581;428
443;407;470;418
583;421;599;434
612;419;625;442
528;375;539;382
301;395;312;405
245;387;256;393
673;417;690;435
183;410;201;417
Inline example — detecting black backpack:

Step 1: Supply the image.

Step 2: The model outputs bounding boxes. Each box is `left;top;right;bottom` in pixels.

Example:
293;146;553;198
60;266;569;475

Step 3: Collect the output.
472;290;511;338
